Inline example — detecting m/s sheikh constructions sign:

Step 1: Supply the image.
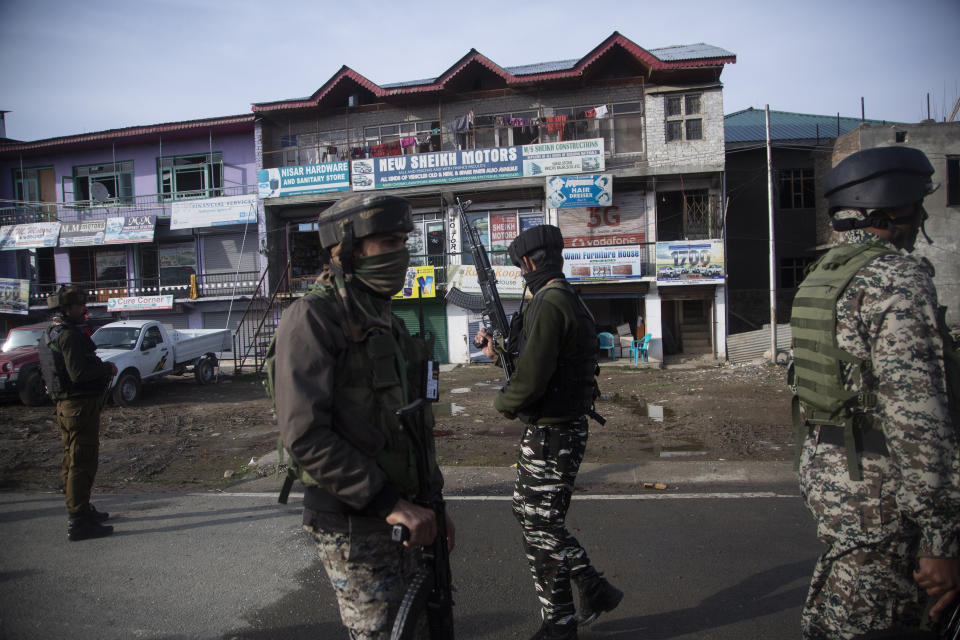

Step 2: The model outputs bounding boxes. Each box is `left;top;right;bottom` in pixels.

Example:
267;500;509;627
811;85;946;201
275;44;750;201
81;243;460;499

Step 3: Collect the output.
351;139;604;190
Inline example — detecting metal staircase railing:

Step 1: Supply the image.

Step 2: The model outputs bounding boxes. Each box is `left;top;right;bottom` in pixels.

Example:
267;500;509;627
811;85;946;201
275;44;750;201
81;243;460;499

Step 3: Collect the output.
232;261;295;374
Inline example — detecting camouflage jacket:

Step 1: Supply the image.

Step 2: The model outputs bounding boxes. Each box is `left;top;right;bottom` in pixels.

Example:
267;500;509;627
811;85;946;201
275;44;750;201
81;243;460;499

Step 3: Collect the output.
833;229;960;557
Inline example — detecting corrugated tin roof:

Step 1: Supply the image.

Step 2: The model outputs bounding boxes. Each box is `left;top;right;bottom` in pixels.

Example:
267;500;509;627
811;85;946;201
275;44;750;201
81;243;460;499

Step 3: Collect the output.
724;107;895;143
649;43;736;61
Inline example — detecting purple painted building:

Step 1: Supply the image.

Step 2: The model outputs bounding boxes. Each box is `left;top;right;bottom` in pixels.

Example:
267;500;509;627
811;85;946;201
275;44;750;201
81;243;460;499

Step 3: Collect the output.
0;114;261;335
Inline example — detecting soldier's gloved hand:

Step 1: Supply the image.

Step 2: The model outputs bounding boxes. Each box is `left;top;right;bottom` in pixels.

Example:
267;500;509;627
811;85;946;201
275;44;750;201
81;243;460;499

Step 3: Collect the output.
914;556;960;619
386;498;436;548
474;328;498;360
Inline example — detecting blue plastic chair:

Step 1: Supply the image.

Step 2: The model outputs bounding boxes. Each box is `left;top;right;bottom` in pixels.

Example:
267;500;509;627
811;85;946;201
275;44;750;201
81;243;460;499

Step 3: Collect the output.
597;332;616;360
630;334;652;364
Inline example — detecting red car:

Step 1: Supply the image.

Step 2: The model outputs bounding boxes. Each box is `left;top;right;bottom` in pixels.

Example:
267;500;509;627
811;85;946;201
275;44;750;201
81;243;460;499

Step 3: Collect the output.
0;318;107;406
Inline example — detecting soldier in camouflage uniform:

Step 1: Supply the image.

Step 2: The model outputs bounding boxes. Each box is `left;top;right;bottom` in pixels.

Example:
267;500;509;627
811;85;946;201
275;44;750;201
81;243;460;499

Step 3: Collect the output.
38;286;117;541
476;225;622;640
791;147;960;639
274;194;454;639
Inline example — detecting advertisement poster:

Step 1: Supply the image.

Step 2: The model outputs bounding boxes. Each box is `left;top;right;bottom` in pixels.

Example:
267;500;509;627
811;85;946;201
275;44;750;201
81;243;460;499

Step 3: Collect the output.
258;161;351;198
446;263;525;296
562;246;648;281
558;190;648;248
0;278;30;315
107;295;174;312
489;212;518;255
171;194;257;230
546;174;612;208
103;216;156;244
655;240;725;283
0;222;61;250
59;220;107;247
351;138;604;190
392;266;436;300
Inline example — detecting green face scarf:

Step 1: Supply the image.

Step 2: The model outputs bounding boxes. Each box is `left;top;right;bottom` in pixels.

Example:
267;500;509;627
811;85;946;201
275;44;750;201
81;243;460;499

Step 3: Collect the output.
353;247;411;298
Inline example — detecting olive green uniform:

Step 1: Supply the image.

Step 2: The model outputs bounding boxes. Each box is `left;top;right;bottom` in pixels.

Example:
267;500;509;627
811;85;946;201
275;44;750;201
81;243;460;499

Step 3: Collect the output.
43;316;114;517
274;278;442;639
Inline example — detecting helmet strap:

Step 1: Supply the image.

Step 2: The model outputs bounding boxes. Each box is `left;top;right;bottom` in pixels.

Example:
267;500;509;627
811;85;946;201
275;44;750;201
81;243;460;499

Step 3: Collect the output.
339;221;355;275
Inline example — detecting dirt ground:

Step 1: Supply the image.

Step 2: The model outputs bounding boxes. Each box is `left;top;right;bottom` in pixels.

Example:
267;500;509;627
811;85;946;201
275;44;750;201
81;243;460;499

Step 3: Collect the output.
0;360;793;494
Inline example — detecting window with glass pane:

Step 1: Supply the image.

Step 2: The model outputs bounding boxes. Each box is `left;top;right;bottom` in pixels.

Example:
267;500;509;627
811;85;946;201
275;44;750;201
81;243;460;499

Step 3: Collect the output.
96;250;127;284
666;97;682;117
73;161;134;204
666;121;683;142
685;95;701;115
685;119;703;140
614;114;644;153
13;166;55;202
777;168;815;209
158;153;223;201
158;242;197;287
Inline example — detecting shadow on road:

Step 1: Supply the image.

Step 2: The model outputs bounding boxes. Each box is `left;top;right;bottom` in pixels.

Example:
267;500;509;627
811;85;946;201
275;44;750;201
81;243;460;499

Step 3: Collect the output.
592;558;815;638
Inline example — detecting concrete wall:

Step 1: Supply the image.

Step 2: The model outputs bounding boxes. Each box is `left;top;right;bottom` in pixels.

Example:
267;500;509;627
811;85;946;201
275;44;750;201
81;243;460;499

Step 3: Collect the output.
645;87;725;172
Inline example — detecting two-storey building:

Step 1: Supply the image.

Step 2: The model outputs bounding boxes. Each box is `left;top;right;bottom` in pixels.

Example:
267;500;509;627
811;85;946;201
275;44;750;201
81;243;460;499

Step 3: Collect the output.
0;115;260;336
253;32;735;364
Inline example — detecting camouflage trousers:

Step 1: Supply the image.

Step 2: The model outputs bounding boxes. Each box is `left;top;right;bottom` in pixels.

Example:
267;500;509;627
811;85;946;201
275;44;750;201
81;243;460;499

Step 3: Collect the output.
57;396;102;517
512;418;592;627
799;437;925;639
308;526;427;640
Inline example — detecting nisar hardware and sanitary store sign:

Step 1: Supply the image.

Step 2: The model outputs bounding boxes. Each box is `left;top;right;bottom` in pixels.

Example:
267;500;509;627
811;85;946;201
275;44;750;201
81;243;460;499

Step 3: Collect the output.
546;174;612;208
258;161;351;198
171;195;258;230
351;138;604;190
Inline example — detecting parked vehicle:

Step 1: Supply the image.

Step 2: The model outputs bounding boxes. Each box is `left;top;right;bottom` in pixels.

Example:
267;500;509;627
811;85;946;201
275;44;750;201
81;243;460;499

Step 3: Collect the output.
0;316;110;406
92;320;231;406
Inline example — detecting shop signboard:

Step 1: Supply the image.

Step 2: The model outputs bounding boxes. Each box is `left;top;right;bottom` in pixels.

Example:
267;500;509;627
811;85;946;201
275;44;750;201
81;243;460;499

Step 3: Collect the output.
0;278;30;315
446;263;525;296
558;190;648;248
655;240;725;283
103;216;156;244
351;138;605;190
0;222;61;250
562;245;648;281
546;173;612;208
59;220;107;247
392;265;437;300
258;161;351;198
170;194;257;230
107;295;174;312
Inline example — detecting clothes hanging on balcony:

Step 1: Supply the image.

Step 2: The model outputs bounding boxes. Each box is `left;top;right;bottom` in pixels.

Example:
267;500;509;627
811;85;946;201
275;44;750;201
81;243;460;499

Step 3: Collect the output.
449;110;474;148
594;105;609;118
546;115;568;140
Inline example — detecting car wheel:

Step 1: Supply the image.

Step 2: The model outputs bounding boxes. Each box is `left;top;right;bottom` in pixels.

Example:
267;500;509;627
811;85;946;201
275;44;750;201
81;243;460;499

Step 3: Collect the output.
112;371;141;406
18;368;49;406
194;356;215;385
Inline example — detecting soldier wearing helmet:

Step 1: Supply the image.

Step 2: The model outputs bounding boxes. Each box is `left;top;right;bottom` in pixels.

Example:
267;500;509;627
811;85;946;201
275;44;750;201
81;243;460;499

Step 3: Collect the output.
273;194;454;639
476;225;622;640
38;286;117;541
791;147;960;638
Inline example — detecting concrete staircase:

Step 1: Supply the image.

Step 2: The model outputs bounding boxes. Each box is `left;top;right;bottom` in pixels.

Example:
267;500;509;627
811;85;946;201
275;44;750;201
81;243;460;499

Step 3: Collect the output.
681;317;712;354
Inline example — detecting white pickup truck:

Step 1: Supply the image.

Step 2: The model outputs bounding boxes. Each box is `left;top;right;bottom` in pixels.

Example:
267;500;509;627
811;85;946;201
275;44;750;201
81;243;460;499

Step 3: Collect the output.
92;320;231;406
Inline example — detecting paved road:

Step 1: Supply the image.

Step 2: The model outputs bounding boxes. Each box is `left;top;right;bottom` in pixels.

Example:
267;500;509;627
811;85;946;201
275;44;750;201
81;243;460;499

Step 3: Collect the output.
0;465;820;639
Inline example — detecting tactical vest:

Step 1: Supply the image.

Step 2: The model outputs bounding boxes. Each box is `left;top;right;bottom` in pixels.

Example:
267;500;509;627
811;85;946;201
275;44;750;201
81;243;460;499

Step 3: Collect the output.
38;323;71;398
516;280;600;423
790;241;960;480
267;287;436;500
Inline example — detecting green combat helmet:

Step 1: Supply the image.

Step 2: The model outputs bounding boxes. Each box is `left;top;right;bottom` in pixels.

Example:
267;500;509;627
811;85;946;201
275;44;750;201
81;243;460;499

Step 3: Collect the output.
317;193;414;273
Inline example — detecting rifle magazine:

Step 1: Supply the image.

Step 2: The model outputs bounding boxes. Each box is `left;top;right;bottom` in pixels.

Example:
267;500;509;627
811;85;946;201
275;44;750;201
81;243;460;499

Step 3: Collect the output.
390;568;433;640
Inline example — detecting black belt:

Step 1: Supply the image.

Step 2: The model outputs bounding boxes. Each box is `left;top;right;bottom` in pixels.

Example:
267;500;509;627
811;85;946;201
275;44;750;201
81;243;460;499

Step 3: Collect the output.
810;424;889;456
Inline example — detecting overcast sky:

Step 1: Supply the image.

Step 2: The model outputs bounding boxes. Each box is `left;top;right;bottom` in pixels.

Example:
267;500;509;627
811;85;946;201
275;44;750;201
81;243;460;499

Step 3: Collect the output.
1;0;958;141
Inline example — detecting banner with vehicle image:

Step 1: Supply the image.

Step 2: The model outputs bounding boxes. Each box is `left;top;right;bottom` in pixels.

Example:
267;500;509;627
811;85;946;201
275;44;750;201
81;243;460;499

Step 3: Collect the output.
655;240;725;283
391;266;437;300
351;138;604;190
0;278;30;315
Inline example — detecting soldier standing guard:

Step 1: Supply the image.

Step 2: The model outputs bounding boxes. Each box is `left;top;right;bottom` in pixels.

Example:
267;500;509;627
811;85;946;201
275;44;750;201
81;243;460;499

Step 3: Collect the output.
791;146;960;638
38;286;117;541
274;194;454;640
476;225;622;640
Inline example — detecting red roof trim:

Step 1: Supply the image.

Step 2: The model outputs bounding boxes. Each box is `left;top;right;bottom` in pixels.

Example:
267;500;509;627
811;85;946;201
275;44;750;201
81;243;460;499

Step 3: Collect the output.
0;114;254;153
251;32;736;113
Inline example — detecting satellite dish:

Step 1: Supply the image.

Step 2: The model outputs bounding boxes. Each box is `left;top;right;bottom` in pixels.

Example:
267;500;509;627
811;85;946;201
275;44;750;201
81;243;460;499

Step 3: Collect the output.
90;182;111;202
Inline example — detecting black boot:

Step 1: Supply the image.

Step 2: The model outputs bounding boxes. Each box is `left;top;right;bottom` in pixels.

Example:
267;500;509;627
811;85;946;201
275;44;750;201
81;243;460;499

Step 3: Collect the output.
529;621;577;640
67;513;114;541
575;568;623;625
86;504;109;522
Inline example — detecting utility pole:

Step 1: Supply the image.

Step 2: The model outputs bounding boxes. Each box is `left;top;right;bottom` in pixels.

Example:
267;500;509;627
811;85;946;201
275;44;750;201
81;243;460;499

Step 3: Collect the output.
765;105;777;364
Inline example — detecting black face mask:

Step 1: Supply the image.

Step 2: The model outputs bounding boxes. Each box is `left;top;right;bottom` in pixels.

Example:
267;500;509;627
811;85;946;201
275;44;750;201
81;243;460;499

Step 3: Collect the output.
522;266;564;294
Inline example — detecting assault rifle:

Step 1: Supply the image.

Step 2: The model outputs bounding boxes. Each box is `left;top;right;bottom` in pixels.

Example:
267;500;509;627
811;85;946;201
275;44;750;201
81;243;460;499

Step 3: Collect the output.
390;399;454;640
937;600;960;640
445;197;515;379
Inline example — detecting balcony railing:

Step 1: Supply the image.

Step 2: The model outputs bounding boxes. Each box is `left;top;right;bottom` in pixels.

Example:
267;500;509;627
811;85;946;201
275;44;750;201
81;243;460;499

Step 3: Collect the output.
0;184;257;226
27;271;261;307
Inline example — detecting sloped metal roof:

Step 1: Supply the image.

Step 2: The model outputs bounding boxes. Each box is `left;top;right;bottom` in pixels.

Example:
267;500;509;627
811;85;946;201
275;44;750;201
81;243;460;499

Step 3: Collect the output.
724;107;895;143
649;43;736;62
